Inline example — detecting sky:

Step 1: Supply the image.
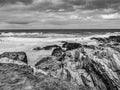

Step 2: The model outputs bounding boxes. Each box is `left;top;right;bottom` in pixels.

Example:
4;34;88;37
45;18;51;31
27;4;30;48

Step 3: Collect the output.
0;0;120;29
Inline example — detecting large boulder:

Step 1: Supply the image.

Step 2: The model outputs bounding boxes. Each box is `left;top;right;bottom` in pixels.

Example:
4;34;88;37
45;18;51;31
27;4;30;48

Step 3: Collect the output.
0;52;28;64
35;56;60;72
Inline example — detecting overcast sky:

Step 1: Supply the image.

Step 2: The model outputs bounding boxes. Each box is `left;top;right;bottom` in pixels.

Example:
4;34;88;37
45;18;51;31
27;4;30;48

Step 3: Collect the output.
0;0;120;29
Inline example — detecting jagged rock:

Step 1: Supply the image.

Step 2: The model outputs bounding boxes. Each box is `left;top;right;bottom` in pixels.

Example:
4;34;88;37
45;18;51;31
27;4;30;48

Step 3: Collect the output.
0;52;28;64
91;37;107;43
81;74;91;87
91;35;120;44
62;42;81;51
35;56;60;72
52;47;63;57
0;63;78;90
0;63;35;90
90;60;120;90
2;35;120;90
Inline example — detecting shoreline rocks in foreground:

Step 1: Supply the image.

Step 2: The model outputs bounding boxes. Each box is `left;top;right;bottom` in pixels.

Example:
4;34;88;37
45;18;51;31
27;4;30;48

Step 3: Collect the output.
0;35;120;90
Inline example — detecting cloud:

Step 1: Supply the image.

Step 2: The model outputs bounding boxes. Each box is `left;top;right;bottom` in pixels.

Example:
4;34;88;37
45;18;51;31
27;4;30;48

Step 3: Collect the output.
28;0;73;11
28;0;120;12
0;0;33;5
85;0;120;10
1;0;120;12
100;13;120;19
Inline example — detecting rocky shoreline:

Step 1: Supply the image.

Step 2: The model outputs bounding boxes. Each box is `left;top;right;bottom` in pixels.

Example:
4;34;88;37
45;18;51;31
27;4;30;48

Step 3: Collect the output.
0;35;120;90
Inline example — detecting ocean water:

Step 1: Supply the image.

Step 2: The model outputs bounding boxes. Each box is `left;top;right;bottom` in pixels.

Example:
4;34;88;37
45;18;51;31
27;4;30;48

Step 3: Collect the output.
0;29;120;33
0;29;119;38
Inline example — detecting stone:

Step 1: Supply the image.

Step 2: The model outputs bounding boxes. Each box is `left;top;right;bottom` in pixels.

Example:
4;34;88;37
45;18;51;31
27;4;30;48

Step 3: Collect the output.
0;52;28;64
62;42;81;51
33;47;42;51
43;45;60;50
51;47;63;57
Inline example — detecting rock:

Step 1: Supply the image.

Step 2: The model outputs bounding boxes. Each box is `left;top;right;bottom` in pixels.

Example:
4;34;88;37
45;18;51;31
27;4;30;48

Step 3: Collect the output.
90;60;119;90
91;35;120;44
2;35;120;90
0;63;78;90
83;45;96;50
43;45;60;50
109;36;120;43
0;52;28;64
33;45;60;51
113;43;120;46
74;50;80;62
35;57;52;67
81;74;91;87
33;47;42;51
51;47;63;57
91;37;107;43
62;42;81;51
35;56;60;72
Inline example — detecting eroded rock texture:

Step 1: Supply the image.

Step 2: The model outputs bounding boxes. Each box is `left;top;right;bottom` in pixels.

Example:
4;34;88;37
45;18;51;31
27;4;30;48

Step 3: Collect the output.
35;35;120;90
0;63;79;90
0;52;28;64
1;35;120;90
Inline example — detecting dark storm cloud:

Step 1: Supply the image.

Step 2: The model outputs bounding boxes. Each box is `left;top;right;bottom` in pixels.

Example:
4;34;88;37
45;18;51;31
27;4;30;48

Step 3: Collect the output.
27;0;120;12
84;0;120;9
28;0;73;11
64;0;120;10
0;0;33;5
1;0;120;11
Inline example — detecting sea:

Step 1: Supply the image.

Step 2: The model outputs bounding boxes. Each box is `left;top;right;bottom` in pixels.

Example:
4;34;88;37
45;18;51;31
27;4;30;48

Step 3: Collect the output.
0;29;119;38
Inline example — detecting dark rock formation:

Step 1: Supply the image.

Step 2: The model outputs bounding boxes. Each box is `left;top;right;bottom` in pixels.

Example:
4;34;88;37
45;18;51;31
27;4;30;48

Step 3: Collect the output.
51;47;63;57
62;42;81;51
33;47;42;51
33;45;60;51
83;45;96;50
91;35;120;44
109;36;120;43
43;45;60;50
91;37;107;43
0;52;28;64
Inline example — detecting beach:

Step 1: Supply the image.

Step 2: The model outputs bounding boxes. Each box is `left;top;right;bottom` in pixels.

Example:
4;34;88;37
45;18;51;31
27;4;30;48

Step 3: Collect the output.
0;31;120;90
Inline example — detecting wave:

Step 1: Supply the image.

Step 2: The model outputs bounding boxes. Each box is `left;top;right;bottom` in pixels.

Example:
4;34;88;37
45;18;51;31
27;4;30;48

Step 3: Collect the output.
0;32;120;38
